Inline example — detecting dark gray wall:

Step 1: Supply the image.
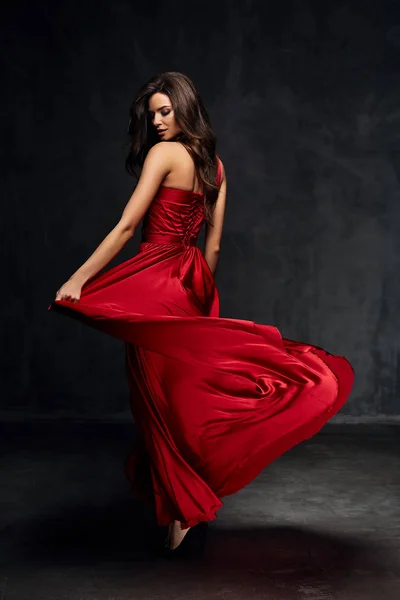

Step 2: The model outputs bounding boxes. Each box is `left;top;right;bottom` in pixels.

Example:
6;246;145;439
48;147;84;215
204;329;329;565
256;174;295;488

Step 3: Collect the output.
2;0;400;418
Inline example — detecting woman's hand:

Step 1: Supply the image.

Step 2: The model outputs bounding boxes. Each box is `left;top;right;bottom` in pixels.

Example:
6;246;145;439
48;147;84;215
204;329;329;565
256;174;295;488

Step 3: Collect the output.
55;278;83;303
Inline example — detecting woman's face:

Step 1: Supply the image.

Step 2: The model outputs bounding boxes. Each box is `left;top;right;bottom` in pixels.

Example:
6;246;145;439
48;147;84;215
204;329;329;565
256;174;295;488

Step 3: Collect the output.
148;93;181;141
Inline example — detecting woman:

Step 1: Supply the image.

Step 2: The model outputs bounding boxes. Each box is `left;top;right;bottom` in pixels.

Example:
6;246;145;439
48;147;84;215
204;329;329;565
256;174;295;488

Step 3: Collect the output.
48;71;354;559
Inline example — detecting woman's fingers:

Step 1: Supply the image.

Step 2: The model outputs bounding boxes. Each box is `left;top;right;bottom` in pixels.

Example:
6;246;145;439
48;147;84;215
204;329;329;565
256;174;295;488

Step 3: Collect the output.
54;282;81;303
55;293;80;302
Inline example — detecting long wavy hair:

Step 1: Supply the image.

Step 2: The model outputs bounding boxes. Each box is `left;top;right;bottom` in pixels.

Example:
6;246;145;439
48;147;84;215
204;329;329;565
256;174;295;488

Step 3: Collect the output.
125;71;220;224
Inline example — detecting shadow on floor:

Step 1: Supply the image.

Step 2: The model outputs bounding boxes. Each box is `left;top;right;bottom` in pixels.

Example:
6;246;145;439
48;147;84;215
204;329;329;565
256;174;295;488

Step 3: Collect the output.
1;494;391;592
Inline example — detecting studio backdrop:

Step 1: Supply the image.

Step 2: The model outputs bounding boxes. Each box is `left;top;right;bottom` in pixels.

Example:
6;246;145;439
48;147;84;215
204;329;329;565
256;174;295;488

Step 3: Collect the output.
2;0;400;418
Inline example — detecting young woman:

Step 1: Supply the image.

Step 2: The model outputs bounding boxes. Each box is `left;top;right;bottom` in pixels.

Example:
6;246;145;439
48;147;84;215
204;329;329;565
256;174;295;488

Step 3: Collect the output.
49;71;354;559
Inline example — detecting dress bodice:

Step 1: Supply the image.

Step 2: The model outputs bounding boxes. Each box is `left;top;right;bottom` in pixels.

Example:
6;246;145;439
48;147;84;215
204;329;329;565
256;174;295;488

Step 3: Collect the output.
141;156;223;247
141;186;205;247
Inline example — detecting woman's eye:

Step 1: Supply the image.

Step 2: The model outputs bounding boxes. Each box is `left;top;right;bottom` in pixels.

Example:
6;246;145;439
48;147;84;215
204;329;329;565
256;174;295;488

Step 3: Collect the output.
161;111;170;117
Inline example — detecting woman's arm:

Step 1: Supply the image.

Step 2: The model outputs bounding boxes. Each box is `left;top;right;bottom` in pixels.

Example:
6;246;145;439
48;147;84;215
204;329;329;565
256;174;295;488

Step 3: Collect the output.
68;143;172;286
204;162;227;276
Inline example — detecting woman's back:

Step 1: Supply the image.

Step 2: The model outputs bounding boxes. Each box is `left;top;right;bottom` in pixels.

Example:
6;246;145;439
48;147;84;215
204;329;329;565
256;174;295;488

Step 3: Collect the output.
160;142;204;194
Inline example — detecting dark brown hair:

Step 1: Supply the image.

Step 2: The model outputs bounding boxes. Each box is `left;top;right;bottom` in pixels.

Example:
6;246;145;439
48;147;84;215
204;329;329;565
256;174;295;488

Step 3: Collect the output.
126;71;220;224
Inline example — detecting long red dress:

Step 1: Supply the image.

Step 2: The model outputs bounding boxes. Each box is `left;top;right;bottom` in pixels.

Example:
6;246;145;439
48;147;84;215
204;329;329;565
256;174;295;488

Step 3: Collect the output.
48;158;354;528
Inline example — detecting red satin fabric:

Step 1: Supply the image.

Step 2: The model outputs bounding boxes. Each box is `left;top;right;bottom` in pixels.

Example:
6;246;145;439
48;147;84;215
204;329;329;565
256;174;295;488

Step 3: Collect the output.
48;158;354;528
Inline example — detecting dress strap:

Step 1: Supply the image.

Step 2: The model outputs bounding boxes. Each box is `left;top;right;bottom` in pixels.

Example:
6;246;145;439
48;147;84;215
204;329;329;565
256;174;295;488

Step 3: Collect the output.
216;156;223;187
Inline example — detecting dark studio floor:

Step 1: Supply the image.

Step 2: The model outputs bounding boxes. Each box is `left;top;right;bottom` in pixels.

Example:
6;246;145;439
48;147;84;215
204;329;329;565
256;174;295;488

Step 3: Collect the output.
0;420;399;599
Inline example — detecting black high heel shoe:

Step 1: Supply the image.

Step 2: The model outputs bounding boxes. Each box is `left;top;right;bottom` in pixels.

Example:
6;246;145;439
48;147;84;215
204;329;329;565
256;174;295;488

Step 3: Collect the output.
162;521;209;560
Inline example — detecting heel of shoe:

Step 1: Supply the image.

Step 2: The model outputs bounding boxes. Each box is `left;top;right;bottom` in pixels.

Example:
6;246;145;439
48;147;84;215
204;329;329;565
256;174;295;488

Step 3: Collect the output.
164;521;209;560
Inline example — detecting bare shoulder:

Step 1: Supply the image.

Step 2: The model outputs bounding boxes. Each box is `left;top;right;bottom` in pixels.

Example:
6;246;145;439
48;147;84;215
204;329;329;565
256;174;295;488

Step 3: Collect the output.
144;142;174;170
147;141;171;157
169;141;191;160
148;141;186;166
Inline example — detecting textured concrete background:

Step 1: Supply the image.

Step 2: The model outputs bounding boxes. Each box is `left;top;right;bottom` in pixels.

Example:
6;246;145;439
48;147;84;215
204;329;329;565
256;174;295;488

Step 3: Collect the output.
2;0;400;417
